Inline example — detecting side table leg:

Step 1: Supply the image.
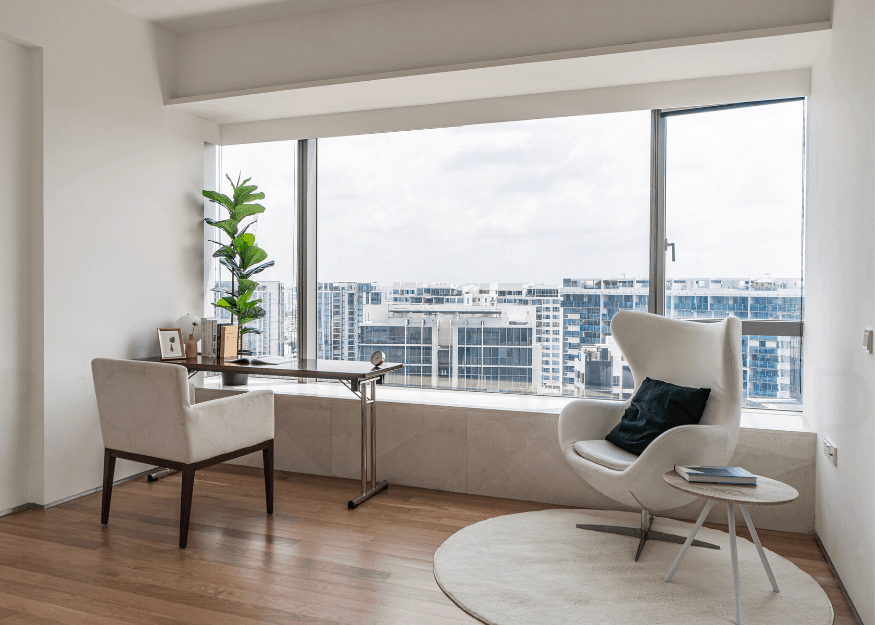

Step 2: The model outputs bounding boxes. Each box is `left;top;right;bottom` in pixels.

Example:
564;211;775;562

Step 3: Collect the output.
665;499;714;582
728;503;743;625
740;504;779;593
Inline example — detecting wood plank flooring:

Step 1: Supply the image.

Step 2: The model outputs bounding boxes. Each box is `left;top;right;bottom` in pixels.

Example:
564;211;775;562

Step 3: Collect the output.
0;465;855;624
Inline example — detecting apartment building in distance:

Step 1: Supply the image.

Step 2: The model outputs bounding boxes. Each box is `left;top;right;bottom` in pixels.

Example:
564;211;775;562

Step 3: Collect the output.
356;278;802;409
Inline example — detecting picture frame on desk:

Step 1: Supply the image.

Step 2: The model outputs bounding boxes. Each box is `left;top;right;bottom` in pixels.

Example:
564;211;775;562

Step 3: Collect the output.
157;328;186;360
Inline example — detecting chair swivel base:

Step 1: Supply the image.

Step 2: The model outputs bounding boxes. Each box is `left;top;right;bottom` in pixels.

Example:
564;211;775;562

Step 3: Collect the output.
577;510;719;561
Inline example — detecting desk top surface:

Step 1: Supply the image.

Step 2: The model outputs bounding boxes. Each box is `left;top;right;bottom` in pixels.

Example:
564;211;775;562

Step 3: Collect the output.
663;471;799;505
139;356;402;381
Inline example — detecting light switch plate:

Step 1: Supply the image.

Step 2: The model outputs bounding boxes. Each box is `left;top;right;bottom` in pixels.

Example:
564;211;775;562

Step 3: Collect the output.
823;437;838;467
864;329;873;353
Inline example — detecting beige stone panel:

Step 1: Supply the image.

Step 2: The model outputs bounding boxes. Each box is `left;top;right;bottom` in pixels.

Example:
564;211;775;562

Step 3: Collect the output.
466;409;622;510
375;403;467;492
331;397;363;480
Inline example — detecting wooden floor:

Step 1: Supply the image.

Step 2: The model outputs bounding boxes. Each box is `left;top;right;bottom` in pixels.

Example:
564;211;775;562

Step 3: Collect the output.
0;465;856;625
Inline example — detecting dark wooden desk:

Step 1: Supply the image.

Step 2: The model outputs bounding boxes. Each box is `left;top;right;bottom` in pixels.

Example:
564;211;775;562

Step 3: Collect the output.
141;356;402;508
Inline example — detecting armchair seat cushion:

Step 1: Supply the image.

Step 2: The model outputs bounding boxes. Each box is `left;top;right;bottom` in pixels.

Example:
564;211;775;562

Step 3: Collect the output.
573;440;639;471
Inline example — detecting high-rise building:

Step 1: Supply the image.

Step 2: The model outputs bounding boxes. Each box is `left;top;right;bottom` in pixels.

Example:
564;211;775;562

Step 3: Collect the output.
211;280;286;356
317;282;381;360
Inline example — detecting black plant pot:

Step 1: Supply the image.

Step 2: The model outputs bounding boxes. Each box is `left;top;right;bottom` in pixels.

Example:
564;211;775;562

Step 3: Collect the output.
221;371;249;386
222;349;252;386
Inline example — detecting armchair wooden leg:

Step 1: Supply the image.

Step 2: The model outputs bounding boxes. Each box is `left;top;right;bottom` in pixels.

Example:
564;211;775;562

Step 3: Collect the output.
263;440;274;515
101;449;116;525
179;468;196;549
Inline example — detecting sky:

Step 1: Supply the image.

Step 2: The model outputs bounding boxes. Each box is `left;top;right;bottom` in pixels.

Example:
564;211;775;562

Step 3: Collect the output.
219;101;803;289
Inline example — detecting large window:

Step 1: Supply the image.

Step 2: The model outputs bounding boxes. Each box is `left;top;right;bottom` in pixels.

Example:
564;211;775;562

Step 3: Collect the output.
209;100;805;410
663;100;805;409
208;141;298;358
318;113;651;396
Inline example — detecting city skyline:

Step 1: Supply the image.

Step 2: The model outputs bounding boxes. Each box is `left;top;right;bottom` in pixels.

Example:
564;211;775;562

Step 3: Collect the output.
220;274;802;411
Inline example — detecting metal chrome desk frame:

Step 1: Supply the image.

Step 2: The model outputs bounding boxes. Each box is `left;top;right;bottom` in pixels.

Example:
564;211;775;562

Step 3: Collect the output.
140;357;400;509
340;377;388;508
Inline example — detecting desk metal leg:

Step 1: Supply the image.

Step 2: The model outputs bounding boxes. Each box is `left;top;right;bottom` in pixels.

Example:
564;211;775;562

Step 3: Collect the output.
348;379;388;509
147;468;177;482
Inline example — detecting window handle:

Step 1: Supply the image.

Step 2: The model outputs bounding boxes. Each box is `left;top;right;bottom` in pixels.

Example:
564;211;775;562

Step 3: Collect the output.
665;239;676;262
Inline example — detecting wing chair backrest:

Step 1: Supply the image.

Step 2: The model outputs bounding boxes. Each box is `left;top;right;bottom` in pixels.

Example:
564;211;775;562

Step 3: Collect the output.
610;310;743;455
91;358;192;461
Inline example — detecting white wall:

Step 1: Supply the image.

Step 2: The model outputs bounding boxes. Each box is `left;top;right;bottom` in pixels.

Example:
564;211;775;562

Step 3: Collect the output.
176;0;831;98
0;38;40;513
0;0;219;507
806;0;875;622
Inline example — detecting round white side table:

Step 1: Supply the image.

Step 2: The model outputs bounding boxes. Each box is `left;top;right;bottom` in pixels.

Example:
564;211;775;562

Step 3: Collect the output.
662;471;799;625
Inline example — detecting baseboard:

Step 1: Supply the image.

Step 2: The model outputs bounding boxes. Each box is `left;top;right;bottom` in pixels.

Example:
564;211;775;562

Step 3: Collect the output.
0;466;159;518
815;534;864;625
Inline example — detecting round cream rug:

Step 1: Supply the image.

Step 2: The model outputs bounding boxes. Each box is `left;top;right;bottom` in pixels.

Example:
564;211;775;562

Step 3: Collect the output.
433;509;833;625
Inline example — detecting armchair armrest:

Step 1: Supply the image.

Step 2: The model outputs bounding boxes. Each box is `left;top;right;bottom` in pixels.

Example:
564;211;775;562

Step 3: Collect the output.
626;424;729;480
184;390;275;464
558;399;627;450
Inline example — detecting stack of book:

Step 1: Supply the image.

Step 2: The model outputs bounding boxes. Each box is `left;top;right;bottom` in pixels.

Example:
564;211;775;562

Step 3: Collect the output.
200;318;238;358
674;465;758;485
201;317;218;356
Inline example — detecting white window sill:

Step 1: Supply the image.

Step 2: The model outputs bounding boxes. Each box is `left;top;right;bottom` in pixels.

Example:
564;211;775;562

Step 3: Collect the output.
200;377;814;434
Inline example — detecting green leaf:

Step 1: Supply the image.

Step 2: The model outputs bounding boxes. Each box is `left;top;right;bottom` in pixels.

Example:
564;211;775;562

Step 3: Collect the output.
204;217;241;239
237;286;256;306
242;260;275;278
219;257;243;277
234;185;258;201
231;203;266;221
238;278;258;293
202;190;234;210
239;245;267;269
212;246;235;259
236;191;265;204
241;327;262;335
232;233;255;255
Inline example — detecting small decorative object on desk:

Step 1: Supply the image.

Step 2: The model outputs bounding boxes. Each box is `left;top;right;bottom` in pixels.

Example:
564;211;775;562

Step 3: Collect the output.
175;314;202;358
370;350;385;366
674;465;757;485
157;328;186;360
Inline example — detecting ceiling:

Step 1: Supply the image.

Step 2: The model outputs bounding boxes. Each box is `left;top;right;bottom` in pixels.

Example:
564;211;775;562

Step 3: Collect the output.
106;0;390;34
167;25;828;126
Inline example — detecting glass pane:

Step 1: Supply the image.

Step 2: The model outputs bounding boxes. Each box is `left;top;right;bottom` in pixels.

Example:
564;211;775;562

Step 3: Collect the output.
665;101;804;410
209;141;297;358
318;111;651;398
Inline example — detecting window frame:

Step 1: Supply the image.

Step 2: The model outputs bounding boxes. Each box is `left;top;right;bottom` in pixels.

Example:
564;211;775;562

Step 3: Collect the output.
238;99;805;401
650;97;805;339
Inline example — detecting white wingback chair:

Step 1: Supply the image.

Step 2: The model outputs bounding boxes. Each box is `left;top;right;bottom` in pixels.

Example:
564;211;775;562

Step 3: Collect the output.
91;358;275;548
558;310;742;559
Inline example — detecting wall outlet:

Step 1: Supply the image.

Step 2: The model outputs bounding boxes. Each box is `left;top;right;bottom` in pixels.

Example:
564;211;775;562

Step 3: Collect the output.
822;437;838;467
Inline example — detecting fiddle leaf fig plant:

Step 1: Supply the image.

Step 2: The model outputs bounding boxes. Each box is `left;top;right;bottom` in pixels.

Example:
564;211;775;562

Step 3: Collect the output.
203;174;274;347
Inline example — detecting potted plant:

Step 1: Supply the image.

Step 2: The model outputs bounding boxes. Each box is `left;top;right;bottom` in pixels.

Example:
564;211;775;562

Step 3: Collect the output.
203;174;274;385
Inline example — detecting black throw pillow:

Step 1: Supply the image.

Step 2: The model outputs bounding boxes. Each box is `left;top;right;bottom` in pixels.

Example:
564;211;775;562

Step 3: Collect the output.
605;377;711;456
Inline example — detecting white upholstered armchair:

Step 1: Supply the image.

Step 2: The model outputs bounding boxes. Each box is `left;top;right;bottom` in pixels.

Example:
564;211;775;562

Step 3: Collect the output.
558;310;742;560
91;358;275;548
